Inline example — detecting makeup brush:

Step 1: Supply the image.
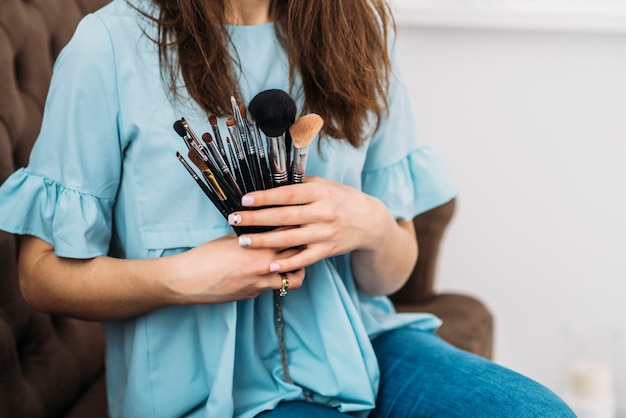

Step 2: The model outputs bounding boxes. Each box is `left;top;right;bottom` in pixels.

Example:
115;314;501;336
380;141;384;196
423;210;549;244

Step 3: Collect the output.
176;118;212;167
188;149;240;213
173;120;192;150
176;151;229;219
248;117;272;189
247;89;297;138
226;117;255;193
231;97;257;182
248;89;297;187
202;132;242;199
238;103;265;190
226;136;245;193
208;114;227;160
180;117;210;160
231;96;251;150
289;113;323;184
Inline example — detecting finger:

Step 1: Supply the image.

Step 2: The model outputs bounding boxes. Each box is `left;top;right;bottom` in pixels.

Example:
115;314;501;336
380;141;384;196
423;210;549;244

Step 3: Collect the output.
229;203;331;228
268;245;330;274
277;272;289;296
240;177;327;208
267;269;305;293
238;224;329;249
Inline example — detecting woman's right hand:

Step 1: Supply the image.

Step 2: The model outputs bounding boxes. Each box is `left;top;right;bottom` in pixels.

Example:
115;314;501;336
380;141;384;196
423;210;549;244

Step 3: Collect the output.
167;233;305;305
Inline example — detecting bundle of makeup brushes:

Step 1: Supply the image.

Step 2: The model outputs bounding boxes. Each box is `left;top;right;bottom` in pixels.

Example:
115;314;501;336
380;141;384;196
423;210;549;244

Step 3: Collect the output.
174;89;324;235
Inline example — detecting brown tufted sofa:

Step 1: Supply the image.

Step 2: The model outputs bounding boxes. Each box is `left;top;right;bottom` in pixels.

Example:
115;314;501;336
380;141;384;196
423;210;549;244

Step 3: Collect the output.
0;0;493;416
0;1;111;416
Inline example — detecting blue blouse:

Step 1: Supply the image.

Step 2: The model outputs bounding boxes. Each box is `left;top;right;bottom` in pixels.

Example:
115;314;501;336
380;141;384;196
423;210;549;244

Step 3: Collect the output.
0;1;458;417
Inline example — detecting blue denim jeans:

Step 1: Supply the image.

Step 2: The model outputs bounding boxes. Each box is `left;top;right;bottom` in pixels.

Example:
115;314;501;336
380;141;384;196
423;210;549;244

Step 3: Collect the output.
257;328;575;417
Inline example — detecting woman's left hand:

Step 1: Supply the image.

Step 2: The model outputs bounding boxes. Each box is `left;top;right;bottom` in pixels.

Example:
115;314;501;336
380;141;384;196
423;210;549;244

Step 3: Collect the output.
227;176;392;273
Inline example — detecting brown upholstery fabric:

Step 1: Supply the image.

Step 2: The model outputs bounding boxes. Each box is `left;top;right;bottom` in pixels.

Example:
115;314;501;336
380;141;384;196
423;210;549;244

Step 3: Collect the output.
0;0;108;176
0;0;493;415
395;293;494;360
0;0;110;416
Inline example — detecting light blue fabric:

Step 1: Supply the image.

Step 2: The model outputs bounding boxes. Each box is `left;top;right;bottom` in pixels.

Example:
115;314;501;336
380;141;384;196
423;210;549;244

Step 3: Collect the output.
0;1;459;417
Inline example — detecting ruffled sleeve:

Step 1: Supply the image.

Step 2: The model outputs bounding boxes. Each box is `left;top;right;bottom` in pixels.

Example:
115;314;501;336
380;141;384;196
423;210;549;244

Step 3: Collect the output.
362;146;458;220
0;170;114;258
362;47;458;220
0;14;122;258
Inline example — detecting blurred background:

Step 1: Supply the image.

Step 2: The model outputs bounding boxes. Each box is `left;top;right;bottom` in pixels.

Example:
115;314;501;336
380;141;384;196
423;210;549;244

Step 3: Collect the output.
392;0;626;416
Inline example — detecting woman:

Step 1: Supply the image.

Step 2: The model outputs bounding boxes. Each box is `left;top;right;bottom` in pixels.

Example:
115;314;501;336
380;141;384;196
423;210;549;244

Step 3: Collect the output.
0;0;574;416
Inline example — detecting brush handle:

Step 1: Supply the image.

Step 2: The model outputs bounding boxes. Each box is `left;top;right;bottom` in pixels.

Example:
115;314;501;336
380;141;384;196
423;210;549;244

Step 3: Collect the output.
251;120;273;189
210;124;227;160
241;122;264;190
205;135;243;198
227;125;256;193
176;153;230;219
226;138;246;193
237;155;256;193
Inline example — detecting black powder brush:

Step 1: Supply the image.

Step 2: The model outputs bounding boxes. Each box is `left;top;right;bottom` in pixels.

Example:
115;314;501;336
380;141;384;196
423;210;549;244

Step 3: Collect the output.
248;89;297;187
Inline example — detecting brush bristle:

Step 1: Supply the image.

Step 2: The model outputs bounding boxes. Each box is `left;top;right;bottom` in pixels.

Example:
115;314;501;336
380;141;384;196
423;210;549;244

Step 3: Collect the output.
188;149;207;171
209;114;218;126
202;132;213;143
290;114;323;149
226;117;236;127
173;120;187;137
248;89;296;137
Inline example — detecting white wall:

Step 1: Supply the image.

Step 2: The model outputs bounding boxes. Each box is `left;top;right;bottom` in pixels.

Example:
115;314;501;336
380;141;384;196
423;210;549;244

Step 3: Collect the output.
395;22;626;414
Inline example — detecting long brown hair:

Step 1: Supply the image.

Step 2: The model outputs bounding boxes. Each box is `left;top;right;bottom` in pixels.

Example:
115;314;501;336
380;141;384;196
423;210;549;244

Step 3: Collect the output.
147;0;394;147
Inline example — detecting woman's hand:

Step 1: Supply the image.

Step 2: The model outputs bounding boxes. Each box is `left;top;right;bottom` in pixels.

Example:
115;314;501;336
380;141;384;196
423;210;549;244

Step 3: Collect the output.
18;234;305;321
227;177;382;266
168;234;305;305
224;176;417;295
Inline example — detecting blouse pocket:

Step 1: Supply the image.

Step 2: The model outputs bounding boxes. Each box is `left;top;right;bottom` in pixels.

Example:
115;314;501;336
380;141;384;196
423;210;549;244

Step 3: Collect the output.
141;224;234;257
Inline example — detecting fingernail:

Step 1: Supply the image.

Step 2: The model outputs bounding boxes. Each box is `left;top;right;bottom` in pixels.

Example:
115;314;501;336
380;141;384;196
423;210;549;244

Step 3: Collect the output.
238;236;252;247
228;213;241;225
241;195;254;207
269;263;280;273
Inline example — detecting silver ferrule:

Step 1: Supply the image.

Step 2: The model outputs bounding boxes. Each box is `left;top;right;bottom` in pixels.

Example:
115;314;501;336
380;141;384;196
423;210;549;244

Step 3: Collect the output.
246;124;257;155
181;120;204;152
190;142;208;162
250;120;266;158
267;135;288;185
207;139;229;173
232;104;250;150
291;147;309;183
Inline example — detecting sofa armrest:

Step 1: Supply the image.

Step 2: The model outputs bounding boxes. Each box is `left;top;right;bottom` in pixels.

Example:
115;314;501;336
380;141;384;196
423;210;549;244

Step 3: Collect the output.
389;198;495;359
390;198;457;305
